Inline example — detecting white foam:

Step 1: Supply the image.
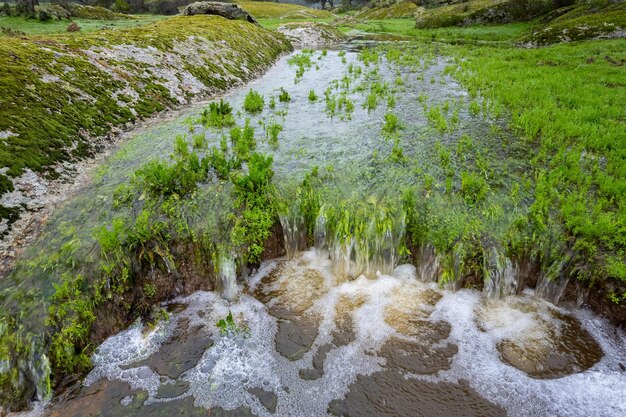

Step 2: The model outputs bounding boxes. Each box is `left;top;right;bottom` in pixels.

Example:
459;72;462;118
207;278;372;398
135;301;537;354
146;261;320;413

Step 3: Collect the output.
426;291;626;417
78;248;626;417
84;318;175;397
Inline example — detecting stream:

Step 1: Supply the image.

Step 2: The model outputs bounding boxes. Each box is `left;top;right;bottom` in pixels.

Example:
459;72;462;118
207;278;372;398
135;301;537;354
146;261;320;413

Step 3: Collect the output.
7;44;626;416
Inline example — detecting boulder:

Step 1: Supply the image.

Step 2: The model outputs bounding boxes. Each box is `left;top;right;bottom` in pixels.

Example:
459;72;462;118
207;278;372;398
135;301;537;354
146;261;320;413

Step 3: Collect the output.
277;22;347;47
182;1;258;24
67;22;81;32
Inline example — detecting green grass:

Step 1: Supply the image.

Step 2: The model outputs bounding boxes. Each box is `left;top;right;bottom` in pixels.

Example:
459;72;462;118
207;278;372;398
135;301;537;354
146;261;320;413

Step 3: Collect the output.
337;18;533;43
450;38;626;287
0;14;165;36
257;17;335;31
237;1;334;19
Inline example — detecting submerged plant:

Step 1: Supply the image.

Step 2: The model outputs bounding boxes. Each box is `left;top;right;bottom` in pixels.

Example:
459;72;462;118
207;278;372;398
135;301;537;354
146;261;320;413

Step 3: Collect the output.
200;99;235;129
278;88;291;103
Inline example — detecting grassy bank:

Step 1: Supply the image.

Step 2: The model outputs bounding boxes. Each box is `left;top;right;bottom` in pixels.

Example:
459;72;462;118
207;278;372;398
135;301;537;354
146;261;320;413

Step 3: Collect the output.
336;18;532;43
237;1;334;19
0;14;165;35
449;39;626;294
0;15;290;234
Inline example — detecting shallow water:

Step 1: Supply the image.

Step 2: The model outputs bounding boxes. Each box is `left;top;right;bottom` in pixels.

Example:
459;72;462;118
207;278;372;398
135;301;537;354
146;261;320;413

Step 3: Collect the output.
40;249;626;417
5;44;625;415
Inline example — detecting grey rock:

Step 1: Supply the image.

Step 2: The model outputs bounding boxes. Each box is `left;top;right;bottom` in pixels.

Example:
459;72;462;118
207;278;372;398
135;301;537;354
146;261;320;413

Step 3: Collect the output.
181;1;258;24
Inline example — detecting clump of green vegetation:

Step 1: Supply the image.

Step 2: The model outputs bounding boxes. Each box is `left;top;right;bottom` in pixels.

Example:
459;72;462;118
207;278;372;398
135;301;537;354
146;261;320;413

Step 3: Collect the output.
265;121;283;147
243;89;265;113
216;311;249;337
278;87;291;103
308;89;318;102
200;99;235;129
230;119;257;162
230;153;276;264
460;171;489;205
382;112;403;134
288;49;314;82
427;106;448;133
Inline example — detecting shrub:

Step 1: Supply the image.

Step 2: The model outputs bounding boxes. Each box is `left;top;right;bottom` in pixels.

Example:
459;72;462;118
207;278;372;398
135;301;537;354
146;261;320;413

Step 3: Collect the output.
38;9;52;21
111;0;131;14
1;3;12;16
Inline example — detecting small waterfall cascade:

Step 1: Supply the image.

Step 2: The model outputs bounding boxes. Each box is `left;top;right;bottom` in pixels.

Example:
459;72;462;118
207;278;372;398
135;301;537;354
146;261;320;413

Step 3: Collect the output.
278;207;306;260
576;282;591;308
217;253;238;302
535;261;570;305
483;247;518;300
313;203;406;280
30;350;51;402
415;245;441;283
314;213;329;259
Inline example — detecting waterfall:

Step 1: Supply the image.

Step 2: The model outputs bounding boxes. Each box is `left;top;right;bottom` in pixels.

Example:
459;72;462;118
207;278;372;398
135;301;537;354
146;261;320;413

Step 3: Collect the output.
31;351;51;402
218;254;238;302
415;245;440;283
483;247;518;300
313;204;406;280
535;262;570;305
279;210;306;260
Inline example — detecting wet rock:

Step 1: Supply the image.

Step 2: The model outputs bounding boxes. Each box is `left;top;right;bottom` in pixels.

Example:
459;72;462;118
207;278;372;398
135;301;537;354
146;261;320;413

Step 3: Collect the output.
496;311;603;379
380;336;458;375
299;343;333;381
275;314;320;361
156;380;190;399
248;387;278;413
124;318;212;379
182;1;258;24
327;369;506;417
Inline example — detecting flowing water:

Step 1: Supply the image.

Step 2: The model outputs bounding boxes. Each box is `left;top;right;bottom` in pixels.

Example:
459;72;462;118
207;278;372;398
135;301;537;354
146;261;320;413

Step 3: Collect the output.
37;249;626;417
5;44;626;415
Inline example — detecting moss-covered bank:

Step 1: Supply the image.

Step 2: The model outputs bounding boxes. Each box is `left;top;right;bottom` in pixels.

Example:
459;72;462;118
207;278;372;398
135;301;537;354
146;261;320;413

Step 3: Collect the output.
0;15;291;238
521;0;626;45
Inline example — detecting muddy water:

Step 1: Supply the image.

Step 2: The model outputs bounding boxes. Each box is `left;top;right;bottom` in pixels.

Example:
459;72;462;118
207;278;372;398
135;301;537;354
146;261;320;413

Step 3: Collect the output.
39;249;626;417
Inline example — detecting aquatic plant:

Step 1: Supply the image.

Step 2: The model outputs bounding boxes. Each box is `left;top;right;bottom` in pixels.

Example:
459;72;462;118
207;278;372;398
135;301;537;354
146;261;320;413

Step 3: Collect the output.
200;99;235;129
382;113;403;135
243;89;265;114
265;121;283;147
278;88;291;103
216;311;249;337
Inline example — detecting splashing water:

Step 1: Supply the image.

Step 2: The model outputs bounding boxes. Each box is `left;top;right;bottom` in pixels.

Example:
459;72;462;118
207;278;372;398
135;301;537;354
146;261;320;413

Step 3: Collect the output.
42;249;625;417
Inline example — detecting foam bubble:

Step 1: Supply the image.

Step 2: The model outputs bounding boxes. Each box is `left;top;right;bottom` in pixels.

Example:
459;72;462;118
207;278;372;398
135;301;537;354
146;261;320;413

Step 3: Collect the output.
77;249;626;417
